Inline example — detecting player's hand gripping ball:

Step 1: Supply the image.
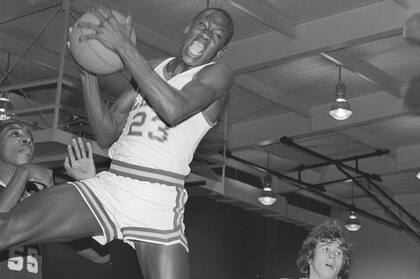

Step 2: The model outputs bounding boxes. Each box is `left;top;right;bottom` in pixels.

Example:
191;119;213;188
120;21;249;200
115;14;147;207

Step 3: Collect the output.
69;9;136;74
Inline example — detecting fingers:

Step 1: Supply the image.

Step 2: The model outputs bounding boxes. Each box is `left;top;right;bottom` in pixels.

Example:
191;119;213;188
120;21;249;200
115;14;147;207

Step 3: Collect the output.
79;33;99;42
63;156;71;170
89;8;107;23
68;137;89;160
72;138;82;159
76;19;102;43
86;141;93;159
71;137;87;159
67;142;76;163
77;21;101;42
78;137;87;158
77;21;101;31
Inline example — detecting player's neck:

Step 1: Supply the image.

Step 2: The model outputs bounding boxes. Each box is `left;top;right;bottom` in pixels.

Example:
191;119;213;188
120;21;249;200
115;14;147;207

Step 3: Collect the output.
0;161;17;185
165;58;192;80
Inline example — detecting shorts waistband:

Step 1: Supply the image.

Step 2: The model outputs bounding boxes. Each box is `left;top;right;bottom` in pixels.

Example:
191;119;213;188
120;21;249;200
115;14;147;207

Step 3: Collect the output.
109;160;185;188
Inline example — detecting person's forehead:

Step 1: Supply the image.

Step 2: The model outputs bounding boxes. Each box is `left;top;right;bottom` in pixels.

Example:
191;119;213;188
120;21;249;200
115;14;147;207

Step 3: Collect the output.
1;123;32;135
196;10;230;27
317;239;343;248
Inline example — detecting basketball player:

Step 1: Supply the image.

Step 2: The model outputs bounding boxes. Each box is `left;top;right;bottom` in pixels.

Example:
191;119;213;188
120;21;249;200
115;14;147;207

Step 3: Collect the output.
296;220;351;279
0;7;234;279
0;121;109;278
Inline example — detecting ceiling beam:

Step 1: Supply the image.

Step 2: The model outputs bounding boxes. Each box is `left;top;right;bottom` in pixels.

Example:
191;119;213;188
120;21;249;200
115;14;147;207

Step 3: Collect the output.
393;0;410;9
226;0;296;39
234;74;310;118
228;90;405;149
338;128;396;157
0;0;62;26
224;0;420;74
321;51;402;98
0;33;80;78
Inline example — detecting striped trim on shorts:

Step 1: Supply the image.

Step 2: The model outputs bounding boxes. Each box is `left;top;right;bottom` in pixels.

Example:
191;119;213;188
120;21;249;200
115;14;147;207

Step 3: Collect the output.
109;159;185;188
122;185;188;249
70;160;189;251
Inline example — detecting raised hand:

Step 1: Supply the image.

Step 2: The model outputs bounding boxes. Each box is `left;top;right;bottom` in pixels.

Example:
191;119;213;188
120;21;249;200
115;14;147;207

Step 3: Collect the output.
64;137;96;180
78;7;134;52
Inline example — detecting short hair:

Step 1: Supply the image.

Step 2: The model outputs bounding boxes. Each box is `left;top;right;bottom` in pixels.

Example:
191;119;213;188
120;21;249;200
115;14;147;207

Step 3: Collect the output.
0;121;32;138
296;220;351;279
193;7;234;46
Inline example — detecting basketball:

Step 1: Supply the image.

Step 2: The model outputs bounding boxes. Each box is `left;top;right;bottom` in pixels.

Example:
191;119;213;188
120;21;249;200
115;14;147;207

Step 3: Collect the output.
403;12;420;45
69;10;136;75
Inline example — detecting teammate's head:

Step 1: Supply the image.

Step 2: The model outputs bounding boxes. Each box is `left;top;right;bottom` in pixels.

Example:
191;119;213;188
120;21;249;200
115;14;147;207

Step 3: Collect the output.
297;220;351;279
0;121;34;166
180;8;234;66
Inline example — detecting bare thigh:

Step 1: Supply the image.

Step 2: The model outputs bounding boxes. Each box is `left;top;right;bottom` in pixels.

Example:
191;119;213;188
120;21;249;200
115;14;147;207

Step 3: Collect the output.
135;241;189;279
0;184;102;249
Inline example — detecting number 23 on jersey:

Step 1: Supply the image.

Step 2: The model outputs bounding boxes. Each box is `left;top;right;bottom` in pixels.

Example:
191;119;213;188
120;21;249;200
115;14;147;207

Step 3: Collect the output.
128;111;169;143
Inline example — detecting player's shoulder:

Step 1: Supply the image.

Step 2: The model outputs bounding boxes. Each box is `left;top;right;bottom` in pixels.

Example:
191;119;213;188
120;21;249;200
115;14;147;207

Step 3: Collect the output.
206;61;231;72
198;62;233;88
199;62;232;79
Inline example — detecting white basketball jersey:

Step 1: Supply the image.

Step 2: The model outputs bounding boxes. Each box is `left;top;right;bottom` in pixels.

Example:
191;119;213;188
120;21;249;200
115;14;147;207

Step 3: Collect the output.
108;58;215;175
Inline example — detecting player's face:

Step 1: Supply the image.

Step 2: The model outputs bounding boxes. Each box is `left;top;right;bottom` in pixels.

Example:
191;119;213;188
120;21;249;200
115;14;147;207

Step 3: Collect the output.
0;123;34;166
309;240;344;279
180;10;232;66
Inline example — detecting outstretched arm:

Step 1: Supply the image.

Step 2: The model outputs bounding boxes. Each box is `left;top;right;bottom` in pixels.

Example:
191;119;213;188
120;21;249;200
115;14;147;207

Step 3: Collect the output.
80;70;136;148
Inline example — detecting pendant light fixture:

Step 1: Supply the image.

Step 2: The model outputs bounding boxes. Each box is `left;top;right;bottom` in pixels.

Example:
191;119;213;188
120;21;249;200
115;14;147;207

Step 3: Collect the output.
258;153;276;206
345;182;361;231
329;65;352;120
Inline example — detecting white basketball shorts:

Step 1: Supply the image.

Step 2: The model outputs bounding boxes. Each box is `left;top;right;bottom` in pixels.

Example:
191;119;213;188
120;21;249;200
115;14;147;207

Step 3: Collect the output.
68;159;189;251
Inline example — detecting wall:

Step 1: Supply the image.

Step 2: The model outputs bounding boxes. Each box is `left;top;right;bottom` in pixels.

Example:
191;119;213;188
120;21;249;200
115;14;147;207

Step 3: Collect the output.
339;213;420;279
185;196;309;279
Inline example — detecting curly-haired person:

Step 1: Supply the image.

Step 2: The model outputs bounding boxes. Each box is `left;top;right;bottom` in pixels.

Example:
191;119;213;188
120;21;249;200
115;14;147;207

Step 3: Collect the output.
296;220;351;279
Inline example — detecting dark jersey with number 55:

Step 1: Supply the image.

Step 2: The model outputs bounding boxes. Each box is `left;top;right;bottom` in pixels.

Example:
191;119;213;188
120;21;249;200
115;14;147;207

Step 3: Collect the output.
0;182;42;279
0;246;42;279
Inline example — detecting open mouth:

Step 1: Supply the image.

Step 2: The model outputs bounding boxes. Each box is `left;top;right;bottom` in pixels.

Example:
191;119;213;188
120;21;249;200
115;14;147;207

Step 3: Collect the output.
19;146;33;155
325;263;335;270
187;40;206;58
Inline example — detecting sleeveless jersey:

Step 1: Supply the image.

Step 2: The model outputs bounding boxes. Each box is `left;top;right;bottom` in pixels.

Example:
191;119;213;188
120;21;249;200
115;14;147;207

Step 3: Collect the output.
0;182;42;279
108;58;215;176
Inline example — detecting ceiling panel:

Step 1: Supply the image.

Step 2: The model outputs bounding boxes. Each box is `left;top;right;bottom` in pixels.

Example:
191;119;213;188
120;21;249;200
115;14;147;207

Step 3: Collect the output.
358;115;420;148
267;0;384;23
296;131;373;159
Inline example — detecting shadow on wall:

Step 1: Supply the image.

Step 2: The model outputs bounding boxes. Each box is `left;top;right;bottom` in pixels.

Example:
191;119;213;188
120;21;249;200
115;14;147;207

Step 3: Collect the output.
185;196;309;279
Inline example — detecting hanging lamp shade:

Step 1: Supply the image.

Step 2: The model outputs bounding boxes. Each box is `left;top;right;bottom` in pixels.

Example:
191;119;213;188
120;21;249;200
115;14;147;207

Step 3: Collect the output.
329;67;352;120
0;92;13;121
258;173;276;206
344;211;361;231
